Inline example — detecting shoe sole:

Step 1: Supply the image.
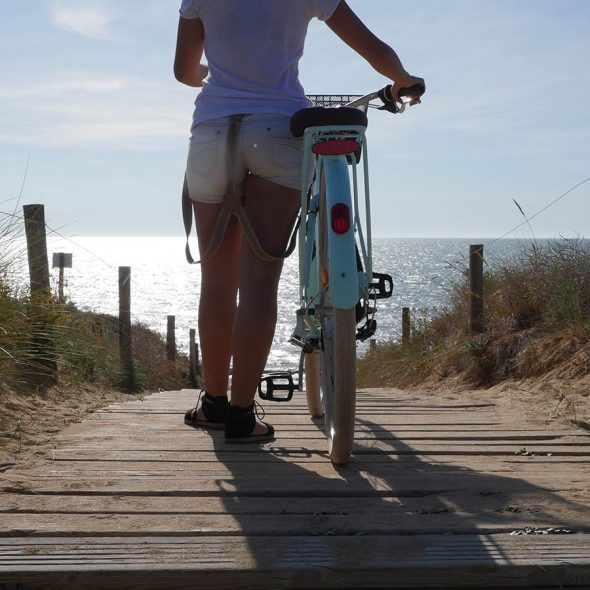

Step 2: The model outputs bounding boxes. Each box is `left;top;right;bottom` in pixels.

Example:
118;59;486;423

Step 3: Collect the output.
184;417;225;430
225;434;276;444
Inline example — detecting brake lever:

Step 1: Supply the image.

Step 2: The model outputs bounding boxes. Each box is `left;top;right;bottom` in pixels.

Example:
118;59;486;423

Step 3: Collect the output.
377;85;409;114
377;83;422;114
377;101;400;114
377;85;399;113
378;101;407;114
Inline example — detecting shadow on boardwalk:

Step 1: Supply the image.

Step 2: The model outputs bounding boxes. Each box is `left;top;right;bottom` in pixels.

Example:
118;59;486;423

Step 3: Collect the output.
208;414;589;587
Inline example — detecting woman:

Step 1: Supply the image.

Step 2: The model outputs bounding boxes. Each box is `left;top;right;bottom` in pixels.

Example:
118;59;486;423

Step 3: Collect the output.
175;0;424;443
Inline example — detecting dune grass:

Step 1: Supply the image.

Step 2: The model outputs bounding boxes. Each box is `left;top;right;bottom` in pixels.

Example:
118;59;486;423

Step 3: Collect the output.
358;238;590;388
0;214;190;394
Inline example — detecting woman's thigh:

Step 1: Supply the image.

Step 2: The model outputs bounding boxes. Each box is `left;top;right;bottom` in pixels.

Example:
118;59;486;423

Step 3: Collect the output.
193;202;242;284
239;175;300;283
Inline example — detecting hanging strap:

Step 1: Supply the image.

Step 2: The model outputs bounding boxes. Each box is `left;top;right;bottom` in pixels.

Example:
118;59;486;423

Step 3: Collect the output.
183;114;299;265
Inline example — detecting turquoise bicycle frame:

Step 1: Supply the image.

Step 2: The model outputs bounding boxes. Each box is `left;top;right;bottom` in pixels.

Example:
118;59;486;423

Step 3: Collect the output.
297;124;373;342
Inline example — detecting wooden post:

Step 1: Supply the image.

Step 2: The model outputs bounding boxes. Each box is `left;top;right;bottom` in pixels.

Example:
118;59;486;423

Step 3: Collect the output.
118;266;134;388
58;266;64;303
167;315;176;362
469;244;484;335
402;307;411;346
189;329;197;386
52;253;73;304
23;204;56;384
189;329;201;387
23;204;50;298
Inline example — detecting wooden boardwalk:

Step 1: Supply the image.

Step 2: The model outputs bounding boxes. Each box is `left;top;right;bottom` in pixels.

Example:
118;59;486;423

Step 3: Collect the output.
1;387;589;589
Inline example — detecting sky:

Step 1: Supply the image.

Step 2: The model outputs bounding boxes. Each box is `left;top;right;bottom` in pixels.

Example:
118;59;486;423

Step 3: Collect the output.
0;0;589;239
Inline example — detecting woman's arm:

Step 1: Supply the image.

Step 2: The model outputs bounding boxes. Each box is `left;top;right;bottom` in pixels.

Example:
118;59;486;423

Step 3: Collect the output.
325;1;424;101
174;17;209;87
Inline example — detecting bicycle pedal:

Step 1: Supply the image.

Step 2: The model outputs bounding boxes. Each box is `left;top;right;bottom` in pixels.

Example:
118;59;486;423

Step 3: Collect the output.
258;372;298;402
289;308;318;353
357;319;377;342
369;272;394;299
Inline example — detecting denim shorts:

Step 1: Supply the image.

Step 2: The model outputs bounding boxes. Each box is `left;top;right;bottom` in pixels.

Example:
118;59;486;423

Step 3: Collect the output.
185;113;304;203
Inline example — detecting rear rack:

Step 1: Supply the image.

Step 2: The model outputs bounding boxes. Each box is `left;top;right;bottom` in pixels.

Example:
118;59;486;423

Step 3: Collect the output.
307;95;362;107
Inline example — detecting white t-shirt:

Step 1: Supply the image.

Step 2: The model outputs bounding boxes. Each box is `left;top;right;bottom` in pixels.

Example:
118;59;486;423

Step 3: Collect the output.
179;0;341;126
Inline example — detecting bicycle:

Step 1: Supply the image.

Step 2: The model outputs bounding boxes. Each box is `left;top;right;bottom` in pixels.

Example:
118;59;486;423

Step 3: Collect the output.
258;84;424;464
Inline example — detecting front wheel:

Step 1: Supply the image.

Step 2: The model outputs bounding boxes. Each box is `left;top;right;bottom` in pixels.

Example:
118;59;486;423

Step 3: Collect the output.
304;352;323;418
319;306;357;465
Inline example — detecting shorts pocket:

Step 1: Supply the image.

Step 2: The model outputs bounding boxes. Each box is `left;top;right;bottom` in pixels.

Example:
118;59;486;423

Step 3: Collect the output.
188;126;222;178
267;123;302;171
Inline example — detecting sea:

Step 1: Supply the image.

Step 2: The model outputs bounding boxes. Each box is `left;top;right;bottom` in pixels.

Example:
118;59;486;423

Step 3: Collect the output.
4;236;538;372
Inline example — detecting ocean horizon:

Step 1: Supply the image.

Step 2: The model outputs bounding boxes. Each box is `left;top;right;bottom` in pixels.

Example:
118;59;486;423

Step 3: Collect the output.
4;235;568;372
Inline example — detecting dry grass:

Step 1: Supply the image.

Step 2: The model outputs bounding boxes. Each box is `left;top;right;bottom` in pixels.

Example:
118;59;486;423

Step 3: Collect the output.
0;211;196;466
1;208;192;393
359;238;590;388
1;297;190;393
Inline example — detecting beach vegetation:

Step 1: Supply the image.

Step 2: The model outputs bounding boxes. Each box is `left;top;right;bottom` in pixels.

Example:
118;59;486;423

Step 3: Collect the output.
358;238;590;388
0;215;190;395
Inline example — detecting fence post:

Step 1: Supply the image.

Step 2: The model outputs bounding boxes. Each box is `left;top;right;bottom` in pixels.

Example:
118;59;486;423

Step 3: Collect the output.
118;266;134;388
23;205;50;297
52;253;73;304
22;204;56;384
402;307;411;346
469;244;484;335
189;329;197;387
167;315;176;362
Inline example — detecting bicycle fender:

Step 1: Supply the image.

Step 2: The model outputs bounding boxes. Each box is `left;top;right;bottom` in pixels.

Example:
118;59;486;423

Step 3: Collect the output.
323;156;358;309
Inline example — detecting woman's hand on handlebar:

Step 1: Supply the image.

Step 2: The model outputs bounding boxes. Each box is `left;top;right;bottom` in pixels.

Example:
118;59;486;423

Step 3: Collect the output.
390;74;426;106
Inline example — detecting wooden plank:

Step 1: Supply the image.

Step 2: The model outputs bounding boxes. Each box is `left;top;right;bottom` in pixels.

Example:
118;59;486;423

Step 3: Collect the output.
2;471;588;496
69;424;588;442
7;457;590;480
45;454;588;468
0;534;589;589
2;489;588;517
1;509;589;537
1;386;588;588
43;438;590;454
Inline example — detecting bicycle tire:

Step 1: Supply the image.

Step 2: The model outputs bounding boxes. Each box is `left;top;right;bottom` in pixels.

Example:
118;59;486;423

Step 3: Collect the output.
317;172;357;465
319;307;356;465
304;352;323;418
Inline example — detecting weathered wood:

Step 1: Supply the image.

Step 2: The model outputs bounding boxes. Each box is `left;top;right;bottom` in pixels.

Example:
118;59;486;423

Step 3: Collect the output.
189;328;196;383
22;203;57;383
469;244;484;334
1;535;589;589
3;469;587;497
166;315;176;362
118;266;134;389
402;306;411;345
52;252;72;303
2;510;589;537
23;204;50;296
3;489;588;516
1;387;588;588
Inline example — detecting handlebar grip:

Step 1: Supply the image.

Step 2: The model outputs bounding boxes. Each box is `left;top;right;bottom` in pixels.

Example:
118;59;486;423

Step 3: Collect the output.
378;85;394;103
398;83;425;98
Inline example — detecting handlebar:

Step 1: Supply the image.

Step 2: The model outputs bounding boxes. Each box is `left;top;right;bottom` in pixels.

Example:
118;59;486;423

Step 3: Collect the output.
346;83;425;114
397;83;426;100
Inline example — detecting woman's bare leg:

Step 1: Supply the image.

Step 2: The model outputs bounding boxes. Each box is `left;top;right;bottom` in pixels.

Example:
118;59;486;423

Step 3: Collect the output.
194;202;242;400
230;176;300;433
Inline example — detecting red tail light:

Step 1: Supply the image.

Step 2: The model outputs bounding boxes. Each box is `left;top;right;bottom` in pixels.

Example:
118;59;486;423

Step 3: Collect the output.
331;203;351;235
